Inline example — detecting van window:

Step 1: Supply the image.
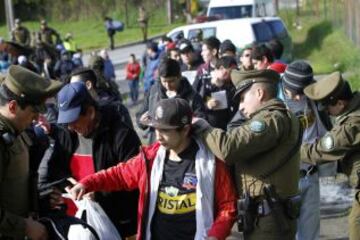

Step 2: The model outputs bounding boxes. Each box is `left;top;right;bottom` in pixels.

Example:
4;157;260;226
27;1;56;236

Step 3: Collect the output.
169;31;184;42
252;22;274;42
208;6;252;19
188;28;216;41
267;20;288;38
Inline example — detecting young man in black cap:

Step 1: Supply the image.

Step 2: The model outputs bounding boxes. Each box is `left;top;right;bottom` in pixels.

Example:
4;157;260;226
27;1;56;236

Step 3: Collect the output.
280;60;332;240
300;72;360;240
179;40;203;72
70;98;237;240
38;82;141;239
0;65;63;240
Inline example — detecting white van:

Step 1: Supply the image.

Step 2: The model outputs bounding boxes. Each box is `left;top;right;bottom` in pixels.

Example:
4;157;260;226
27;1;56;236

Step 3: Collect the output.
167;17;292;62
207;0;275;19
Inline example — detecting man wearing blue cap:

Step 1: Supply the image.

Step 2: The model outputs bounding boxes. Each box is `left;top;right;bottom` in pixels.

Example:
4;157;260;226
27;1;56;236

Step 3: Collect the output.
38;82;141;239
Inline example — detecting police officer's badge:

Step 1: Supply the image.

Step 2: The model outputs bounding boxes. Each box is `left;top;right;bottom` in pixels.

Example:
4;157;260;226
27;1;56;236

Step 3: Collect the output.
249;120;266;133
321;134;335;150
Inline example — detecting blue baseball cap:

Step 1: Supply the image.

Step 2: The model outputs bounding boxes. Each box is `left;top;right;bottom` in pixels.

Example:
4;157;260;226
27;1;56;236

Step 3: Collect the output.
57;82;89;124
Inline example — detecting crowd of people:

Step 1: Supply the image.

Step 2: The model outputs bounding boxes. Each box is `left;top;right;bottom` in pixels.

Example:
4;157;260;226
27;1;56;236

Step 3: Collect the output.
0;17;359;240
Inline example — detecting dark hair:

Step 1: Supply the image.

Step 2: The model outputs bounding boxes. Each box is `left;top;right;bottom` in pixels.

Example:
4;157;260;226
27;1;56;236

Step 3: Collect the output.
215;56;238;69
256;82;277;99
251;44;274;63
203;37;221;52
146;41;158;52
0;85;32;110
159;58;181;77
167;48;180;57
130;53;136;59
68;67;97;86
267;39;284;60
161;36;172;42
220;39;236;55
79;94;98;115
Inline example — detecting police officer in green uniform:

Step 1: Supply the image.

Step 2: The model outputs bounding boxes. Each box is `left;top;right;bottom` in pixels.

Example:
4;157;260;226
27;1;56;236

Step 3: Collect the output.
39;20;61;46
301;71;360;240
195;69;301;239
11;19;31;47
0;65;62;240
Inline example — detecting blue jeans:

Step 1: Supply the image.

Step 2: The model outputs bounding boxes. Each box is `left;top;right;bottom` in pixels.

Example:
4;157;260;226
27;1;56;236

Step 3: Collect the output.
128;79;139;102
296;172;320;240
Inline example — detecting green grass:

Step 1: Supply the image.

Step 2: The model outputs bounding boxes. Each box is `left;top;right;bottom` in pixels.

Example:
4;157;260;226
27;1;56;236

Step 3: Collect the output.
280;10;360;89
0;19;183;51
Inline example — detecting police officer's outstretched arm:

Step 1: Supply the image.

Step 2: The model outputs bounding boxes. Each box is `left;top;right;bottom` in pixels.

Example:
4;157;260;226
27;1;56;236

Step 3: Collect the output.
301;121;360;164
202;115;285;165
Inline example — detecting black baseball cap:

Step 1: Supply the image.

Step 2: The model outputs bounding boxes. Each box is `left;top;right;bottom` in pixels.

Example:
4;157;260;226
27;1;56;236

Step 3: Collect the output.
179;40;194;53
143;98;193;129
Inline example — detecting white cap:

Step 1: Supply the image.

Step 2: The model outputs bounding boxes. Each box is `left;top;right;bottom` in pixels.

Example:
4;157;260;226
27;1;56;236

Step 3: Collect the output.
18;55;27;65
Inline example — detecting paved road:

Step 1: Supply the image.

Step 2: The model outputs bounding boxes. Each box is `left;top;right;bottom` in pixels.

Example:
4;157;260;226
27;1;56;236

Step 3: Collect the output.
83;43;147;95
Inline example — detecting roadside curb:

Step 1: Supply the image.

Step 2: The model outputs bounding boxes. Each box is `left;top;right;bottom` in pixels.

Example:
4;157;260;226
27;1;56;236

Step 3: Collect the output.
86;33;164;54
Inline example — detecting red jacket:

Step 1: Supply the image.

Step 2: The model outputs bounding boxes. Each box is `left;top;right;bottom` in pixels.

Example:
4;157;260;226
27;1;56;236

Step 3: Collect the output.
126;62;141;80
81;142;237;240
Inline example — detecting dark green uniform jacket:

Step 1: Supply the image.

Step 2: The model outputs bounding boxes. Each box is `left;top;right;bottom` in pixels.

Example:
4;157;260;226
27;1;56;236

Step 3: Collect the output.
301;92;360;187
203;99;301;198
0;114;32;239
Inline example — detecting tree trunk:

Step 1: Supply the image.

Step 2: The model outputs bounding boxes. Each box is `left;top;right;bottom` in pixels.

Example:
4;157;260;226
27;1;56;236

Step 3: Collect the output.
167;0;173;24
273;0;279;15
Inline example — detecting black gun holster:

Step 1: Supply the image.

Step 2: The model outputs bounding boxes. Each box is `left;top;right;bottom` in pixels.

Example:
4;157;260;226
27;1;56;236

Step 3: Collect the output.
237;192;257;233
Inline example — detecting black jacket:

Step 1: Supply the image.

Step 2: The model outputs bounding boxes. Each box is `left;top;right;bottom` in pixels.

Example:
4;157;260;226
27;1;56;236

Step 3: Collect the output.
38;105;141;237
193;63;236;129
136;77;206;143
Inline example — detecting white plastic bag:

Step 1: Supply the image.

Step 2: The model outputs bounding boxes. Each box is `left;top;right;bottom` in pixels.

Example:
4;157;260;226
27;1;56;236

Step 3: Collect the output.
68;198;122;240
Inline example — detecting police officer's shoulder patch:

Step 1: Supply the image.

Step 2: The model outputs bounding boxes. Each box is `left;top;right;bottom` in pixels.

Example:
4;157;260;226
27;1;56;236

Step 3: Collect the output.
249;120;266;133
321;134;335;150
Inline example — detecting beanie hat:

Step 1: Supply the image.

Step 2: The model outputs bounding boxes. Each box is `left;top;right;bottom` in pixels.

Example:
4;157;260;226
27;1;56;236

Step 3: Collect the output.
282;60;314;94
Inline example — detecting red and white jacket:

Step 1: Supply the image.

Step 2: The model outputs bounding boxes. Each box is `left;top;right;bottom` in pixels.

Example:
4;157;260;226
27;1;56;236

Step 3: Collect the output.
80;142;237;240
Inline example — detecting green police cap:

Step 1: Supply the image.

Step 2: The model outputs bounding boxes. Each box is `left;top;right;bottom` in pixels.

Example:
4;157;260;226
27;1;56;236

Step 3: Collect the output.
231;69;280;98
2;65;63;112
304;71;351;104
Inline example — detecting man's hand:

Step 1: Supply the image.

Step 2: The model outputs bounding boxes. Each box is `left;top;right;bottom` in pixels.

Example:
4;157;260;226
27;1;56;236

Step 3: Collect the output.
36;115;51;134
25;217;48;240
49;187;64;209
70;183;87;201
207;98;219;110
139;111;151;124
192;117;211;135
